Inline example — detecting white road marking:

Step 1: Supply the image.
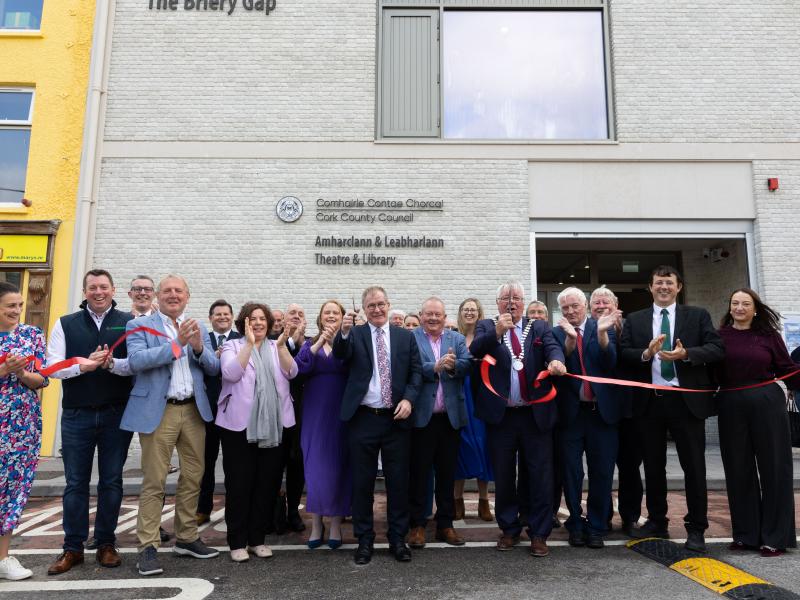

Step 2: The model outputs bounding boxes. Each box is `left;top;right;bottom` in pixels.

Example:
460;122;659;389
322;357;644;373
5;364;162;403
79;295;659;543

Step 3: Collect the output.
0;578;213;600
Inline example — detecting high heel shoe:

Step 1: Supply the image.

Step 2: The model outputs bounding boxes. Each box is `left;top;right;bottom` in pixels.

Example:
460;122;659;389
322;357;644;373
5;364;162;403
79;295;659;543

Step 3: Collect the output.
327;537;342;550
307;525;325;549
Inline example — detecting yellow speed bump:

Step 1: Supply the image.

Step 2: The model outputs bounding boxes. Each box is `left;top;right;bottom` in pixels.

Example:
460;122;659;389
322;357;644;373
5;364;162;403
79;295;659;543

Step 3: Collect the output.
670;557;767;594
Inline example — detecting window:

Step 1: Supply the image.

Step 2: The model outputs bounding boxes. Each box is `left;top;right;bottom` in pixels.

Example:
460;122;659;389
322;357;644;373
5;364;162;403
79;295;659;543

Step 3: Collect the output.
1;0;44;30
379;5;613;140
0;89;34;205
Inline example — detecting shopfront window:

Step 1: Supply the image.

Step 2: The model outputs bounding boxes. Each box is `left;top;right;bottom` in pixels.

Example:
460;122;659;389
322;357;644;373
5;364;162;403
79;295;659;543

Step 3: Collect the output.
1;0;44;30
0;89;34;205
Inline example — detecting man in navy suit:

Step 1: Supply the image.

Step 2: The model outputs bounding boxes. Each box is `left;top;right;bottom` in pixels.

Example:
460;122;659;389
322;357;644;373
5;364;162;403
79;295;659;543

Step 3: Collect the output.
407;297;471;549
620;265;724;553
553;287;623;549
470;281;566;558
333;286;422;565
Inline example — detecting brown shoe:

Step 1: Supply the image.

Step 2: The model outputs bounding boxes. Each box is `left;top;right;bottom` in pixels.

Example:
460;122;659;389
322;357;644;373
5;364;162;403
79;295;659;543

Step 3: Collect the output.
478;499;493;522
454;498;465;520
407;526;426;549
196;512;210;526
96;544;122;568
530;537;549;557
435;528;465;546
47;550;84;575
496;534;520;551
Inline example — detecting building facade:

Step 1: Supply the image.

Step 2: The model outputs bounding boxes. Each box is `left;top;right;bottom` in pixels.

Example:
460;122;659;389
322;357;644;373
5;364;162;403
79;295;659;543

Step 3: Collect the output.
1;0;100;455
85;1;798;347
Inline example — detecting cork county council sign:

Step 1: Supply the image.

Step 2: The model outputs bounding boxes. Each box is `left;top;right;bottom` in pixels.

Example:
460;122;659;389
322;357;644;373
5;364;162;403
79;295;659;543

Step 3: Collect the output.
148;0;276;16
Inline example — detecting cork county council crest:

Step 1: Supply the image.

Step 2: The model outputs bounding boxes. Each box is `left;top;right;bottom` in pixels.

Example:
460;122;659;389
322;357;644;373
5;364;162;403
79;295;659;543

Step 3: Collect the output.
276;196;303;223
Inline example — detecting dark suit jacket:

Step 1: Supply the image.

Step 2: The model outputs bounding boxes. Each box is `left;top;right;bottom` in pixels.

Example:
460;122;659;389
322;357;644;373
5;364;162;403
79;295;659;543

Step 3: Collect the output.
469;317;565;429
411;327;471;429
620;304;725;419
553;318;624;426
205;330;243;411
332;323;423;428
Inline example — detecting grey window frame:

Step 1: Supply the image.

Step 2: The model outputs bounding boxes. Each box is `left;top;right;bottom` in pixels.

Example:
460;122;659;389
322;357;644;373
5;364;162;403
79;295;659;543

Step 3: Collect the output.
376;0;616;141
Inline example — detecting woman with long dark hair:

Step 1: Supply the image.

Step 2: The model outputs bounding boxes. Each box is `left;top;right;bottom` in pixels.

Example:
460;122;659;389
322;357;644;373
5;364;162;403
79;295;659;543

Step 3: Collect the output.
717;288;799;556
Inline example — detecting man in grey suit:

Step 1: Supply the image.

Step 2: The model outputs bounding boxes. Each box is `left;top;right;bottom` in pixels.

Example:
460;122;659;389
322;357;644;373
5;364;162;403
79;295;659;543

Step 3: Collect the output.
407;297;471;548
122;275;220;576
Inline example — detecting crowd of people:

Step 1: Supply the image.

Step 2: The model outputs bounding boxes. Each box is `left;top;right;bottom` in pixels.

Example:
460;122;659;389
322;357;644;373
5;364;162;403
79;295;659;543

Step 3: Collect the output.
0;265;797;580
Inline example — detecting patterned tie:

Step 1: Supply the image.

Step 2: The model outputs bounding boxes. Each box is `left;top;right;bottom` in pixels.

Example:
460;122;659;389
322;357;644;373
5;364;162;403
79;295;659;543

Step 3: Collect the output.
217;334;225;348
660;309;675;380
508;327;528;404
575;329;594;401
375;328;393;408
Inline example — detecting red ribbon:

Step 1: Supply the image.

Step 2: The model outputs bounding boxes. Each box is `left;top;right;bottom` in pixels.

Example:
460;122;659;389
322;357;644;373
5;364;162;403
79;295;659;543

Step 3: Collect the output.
480;355;800;406
0;326;182;377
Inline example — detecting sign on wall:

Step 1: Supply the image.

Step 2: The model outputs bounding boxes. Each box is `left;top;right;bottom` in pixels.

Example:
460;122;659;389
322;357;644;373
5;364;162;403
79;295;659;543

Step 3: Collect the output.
0;235;49;263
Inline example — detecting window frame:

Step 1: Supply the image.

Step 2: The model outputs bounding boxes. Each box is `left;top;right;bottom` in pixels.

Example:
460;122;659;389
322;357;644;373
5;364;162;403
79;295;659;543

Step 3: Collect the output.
376;0;616;142
0;0;45;32
0;87;35;207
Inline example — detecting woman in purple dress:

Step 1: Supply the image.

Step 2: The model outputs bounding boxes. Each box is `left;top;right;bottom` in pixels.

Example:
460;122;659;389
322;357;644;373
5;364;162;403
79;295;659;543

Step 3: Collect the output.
295;300;351;549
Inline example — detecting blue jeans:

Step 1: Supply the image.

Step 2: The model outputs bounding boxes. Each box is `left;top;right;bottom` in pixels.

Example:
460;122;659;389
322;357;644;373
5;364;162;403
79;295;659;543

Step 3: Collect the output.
61;405;133;551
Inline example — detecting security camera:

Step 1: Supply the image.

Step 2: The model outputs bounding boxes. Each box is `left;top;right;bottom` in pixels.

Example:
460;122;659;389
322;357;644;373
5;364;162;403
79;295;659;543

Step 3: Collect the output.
702;248;710;259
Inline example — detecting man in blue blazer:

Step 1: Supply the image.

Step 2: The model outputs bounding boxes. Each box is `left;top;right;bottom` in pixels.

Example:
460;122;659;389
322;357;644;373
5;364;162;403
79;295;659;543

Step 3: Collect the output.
407;297;471;549
470;281;566;558
552;287;621;549
333;286;422;565
122;275;220;576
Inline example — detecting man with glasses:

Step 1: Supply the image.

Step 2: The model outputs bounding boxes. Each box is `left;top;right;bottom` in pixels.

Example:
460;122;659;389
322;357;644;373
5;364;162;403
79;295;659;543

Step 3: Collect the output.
470;281;566;558
128;276;156;318
333;286;422;565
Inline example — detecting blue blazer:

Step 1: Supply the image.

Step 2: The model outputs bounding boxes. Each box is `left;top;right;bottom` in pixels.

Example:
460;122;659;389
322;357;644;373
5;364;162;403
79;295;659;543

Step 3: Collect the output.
469;317;565;429
552;319;624;425
412;327;471;429
332;323;422;428
121;313;220;434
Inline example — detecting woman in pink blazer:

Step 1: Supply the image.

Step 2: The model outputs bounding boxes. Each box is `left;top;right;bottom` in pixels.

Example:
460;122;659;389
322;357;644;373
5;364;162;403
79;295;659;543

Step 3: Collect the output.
216;302;298;562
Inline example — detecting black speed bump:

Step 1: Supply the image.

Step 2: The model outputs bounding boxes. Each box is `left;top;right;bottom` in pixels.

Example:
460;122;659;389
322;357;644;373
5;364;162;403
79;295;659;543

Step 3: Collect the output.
627;538;800;599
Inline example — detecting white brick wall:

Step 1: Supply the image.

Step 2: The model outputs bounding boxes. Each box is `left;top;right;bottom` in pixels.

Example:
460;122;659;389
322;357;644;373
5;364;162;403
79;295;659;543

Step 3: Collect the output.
105;0;376;141
610;0;800;142
92;158;530;324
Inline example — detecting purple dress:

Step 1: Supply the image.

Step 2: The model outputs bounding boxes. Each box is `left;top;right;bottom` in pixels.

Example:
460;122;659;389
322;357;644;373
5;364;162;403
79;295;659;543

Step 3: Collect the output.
295;341;352;517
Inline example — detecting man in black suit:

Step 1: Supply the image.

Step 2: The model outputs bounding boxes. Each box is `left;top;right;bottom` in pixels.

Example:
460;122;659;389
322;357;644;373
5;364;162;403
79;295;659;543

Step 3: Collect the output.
469;281;566;558
620;266;724;553
333;286;422;565
196;299;241;525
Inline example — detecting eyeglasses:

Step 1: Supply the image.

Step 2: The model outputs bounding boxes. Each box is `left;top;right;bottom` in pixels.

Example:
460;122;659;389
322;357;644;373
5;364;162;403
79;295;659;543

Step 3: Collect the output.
498;296;523;303
131;286;154;293
365;302;388;311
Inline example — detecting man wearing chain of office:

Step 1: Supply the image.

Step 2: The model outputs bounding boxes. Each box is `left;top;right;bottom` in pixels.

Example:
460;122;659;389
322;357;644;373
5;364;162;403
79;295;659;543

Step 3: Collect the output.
469;280;566;558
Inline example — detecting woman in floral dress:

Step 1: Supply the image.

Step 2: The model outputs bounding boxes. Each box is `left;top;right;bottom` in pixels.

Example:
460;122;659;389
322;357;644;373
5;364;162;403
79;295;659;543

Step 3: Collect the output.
0;282;47;580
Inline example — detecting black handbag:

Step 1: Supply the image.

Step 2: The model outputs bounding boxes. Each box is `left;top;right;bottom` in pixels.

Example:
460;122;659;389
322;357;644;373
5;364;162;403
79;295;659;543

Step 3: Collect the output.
788;391;800;448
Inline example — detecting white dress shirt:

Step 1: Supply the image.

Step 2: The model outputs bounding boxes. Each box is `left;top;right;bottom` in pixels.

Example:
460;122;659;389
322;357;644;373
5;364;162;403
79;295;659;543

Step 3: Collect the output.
160;311;195;400
650;302;679;386
363;322;391;408
46;306;132;379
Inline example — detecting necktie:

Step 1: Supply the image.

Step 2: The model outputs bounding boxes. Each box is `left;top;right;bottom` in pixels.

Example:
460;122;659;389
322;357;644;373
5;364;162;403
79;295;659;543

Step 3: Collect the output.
575;329;594;401
660;309;675;380
509;327;528;404
375;328;393;408
217;334;225;348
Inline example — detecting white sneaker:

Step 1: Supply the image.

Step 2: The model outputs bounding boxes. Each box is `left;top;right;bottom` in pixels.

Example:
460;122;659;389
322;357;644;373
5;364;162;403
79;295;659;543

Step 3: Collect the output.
0;556;33;580
248;545;273;558
230;548;249;562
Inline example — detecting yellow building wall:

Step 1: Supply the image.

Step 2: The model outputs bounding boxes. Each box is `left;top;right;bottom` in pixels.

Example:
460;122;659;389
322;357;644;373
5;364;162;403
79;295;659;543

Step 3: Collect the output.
1;0;97;455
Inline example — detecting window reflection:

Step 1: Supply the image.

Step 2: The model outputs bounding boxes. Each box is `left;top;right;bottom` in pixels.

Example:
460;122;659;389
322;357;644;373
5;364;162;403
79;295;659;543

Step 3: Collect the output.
443;11;608;140
1;0;44;30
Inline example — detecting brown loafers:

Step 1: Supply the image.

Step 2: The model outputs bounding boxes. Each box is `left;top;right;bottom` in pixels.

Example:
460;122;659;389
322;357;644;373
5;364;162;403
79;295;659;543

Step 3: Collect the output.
478;499;494;522
496;534;520;551
435;528;465;546
530;537;549;557
47;550;84;575
96;544;122;568
407;526;426;549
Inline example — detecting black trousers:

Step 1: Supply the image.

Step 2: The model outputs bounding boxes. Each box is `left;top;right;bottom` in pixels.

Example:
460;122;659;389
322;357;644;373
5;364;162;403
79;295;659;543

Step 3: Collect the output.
219;427;284;550
616;416;643;524
638;391;707;533
409;414;461;529
279;424;305;519
348;407;410;545
487;408;553;539
718;384;797;550
197;419;220;516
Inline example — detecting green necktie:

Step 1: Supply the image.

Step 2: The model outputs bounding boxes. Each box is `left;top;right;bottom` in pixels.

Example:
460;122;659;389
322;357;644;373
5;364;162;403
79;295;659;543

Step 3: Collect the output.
660;308;675;380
